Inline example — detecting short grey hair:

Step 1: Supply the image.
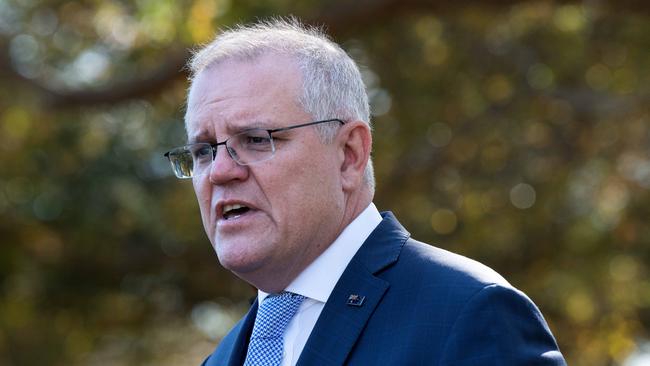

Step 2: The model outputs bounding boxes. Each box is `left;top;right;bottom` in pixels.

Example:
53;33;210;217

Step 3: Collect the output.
187;17;375;191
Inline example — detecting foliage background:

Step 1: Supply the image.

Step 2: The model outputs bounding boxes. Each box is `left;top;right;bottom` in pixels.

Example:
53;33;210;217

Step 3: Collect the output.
1;0;649;365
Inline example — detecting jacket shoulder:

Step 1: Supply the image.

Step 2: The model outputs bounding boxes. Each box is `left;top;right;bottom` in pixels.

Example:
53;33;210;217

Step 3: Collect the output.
395;238;511;290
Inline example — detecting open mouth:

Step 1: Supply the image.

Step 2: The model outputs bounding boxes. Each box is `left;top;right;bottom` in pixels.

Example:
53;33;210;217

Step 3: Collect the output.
222;204;251;220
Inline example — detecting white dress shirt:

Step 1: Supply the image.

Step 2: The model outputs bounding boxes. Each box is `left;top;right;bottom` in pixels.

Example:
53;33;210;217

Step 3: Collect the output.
257;202;383;366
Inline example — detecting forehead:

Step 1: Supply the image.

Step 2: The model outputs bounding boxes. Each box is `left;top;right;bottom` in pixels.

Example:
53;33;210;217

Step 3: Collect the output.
185;54;307;140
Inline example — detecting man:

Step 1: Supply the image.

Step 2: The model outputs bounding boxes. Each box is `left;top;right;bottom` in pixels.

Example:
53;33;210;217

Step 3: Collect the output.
164;18;566;366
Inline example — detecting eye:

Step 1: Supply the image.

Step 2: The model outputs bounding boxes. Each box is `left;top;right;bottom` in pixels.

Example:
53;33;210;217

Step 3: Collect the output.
246;135;271;145
191;144;213;159
237;130;273;151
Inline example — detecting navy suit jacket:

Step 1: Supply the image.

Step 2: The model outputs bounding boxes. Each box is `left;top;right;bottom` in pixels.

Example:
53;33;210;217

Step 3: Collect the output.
202;212;566;365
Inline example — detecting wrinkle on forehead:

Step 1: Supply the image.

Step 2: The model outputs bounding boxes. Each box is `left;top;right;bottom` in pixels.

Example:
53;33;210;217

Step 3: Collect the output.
187;108;278;144
185;94;247;127
185;53;306;142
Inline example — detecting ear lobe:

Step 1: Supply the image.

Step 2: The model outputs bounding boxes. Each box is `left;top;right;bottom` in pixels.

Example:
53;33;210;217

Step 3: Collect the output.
339;121;372;191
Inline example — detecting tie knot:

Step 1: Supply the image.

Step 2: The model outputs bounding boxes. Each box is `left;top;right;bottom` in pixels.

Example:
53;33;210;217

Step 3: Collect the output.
251;292;305;339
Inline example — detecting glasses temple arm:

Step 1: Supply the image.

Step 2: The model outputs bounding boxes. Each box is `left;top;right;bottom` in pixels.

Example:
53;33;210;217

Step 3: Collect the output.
267;119;344;134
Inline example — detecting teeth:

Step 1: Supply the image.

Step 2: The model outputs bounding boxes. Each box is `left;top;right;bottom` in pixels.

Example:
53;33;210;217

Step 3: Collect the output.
223;204;245;214
223;204;249;219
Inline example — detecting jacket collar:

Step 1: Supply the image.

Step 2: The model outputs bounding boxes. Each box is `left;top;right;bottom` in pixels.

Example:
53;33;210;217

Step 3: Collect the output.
296;212;409;365
211;212;409;366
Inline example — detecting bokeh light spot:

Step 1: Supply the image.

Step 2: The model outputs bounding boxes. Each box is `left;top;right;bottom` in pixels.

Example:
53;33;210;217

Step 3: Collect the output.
566;291;595;324
191;301;236;340
527;63;555;90
586;64;612;90
369;88;392;116
431;209;458;234
427;122;452;147
553;5;587;32
1;106;31;143
609;255;639;282
484;74;514;103
510;183;536;209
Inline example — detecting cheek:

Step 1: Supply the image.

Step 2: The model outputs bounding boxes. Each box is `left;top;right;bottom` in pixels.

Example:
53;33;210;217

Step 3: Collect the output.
193;179;213;217
259;142;340;213
256;166;302;215
270;158;337;211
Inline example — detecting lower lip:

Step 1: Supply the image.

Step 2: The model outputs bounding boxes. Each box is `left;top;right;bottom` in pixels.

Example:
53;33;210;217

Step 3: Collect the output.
216;209;263;231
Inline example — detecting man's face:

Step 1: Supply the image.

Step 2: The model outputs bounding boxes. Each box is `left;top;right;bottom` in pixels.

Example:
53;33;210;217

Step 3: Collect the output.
185;54;346;291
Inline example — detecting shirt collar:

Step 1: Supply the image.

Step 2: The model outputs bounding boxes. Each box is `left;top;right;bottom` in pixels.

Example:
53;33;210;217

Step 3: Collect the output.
258;202;382;303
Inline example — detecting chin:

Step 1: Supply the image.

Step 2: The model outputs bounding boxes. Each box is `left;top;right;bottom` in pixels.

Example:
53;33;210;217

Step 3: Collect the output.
216;247;267;275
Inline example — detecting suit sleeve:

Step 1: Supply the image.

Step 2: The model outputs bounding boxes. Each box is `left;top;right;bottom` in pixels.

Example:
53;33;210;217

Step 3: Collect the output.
439;284;567;366
199;355;210;366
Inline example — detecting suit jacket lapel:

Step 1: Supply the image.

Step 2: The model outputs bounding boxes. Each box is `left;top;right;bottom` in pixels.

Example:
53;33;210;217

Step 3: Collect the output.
218;300;258;366
297;212;409;366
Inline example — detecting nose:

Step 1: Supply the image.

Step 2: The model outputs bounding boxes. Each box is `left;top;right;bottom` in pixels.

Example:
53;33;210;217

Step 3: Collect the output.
208;145;249;185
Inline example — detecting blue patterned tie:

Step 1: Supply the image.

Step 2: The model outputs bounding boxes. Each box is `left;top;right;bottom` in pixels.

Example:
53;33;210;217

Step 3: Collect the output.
243;292;305;366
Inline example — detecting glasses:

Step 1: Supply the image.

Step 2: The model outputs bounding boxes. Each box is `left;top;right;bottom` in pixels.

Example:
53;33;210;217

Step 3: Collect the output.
164;118;344;179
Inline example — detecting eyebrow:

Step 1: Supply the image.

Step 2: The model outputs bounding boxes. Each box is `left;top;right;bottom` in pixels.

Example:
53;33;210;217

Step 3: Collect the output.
187;130;212;144
187;120;276;144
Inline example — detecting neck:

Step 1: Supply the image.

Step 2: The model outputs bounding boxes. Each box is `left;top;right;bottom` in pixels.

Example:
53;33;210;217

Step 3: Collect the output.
340;187;373;232
249;188;374;293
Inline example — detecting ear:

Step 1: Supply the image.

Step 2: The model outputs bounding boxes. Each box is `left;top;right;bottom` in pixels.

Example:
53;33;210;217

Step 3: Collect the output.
338;120;372;192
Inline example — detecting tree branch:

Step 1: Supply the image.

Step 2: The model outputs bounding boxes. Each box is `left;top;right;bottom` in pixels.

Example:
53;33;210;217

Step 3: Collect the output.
46;49;191;108
0;41;190;109
1;0;648;109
